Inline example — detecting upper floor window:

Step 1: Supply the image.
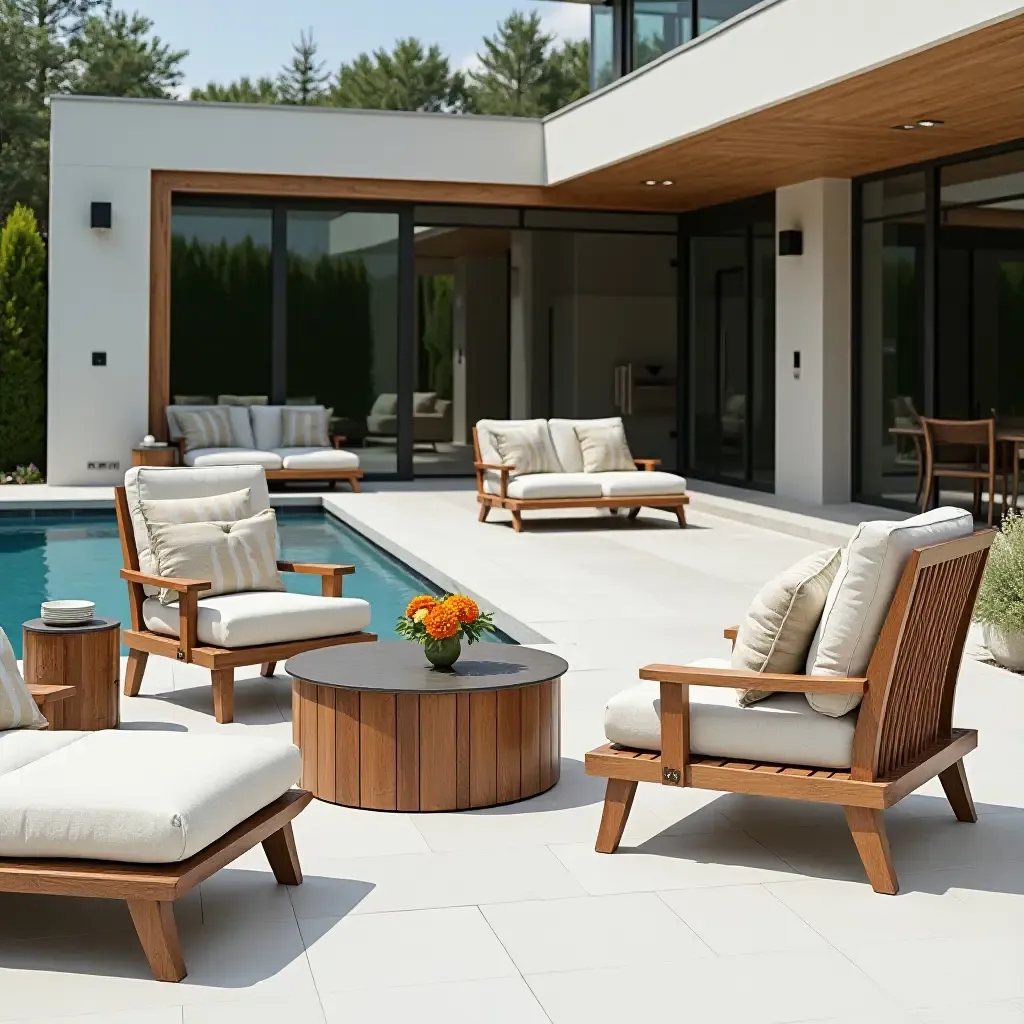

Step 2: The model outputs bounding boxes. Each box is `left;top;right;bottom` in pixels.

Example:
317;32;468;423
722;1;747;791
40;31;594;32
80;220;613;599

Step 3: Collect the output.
634;1;693;69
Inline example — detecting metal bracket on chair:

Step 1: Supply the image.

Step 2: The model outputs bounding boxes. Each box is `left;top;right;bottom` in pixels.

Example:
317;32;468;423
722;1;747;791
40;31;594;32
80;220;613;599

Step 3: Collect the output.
176;648;185;661
662;767;681;784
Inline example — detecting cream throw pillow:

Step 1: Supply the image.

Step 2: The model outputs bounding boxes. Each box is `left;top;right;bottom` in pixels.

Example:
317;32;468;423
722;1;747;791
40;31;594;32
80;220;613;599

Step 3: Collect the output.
733;548;841;707
491;422;560;476
175;407;235;451
574;420;636;473
0;628;48;730
148;509;285;606
281;407;330;447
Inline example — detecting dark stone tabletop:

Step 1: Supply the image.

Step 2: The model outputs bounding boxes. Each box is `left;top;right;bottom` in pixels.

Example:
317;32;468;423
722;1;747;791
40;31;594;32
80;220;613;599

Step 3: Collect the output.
23;617;120;635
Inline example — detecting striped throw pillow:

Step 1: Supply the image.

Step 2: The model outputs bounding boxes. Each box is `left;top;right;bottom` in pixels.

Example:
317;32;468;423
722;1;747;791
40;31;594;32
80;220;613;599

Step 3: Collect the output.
175;408;235;452
574;421;636;473
281;407;330;447
0;628;48;730
148;509;286;606
491;422;560;476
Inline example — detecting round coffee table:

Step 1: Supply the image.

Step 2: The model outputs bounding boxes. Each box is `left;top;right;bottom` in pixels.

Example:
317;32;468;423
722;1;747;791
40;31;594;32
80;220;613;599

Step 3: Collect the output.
286;641;568;812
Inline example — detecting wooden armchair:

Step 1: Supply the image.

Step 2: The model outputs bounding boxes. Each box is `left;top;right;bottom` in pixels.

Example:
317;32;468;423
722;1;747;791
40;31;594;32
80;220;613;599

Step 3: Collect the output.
586;530;994;894
920;417;996;524
116;466;376;724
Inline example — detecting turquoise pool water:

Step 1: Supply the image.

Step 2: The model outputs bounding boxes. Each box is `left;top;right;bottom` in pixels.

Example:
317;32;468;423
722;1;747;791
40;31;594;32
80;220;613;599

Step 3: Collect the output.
0;511;510;658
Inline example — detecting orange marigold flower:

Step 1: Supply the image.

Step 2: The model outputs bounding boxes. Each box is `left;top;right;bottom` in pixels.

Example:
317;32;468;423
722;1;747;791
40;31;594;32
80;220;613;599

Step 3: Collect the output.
445;594;479;624
424;603;460;640
405;594;437;618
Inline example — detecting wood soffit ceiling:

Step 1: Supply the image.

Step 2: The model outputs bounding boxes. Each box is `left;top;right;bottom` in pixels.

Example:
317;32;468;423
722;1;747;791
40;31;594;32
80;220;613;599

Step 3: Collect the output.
551;12;1024;212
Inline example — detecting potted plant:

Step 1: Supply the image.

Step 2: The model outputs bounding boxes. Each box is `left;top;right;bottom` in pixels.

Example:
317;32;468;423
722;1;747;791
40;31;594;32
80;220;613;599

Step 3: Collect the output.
974;510;1024;671
397;593;496;670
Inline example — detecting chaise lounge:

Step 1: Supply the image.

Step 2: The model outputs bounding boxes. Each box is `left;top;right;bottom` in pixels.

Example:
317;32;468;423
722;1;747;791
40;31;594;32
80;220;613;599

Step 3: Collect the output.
474;417;688;531
587;507;991;893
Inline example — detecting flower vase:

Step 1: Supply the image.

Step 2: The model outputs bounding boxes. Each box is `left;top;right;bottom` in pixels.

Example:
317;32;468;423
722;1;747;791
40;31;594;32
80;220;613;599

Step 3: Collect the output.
425;635;462;670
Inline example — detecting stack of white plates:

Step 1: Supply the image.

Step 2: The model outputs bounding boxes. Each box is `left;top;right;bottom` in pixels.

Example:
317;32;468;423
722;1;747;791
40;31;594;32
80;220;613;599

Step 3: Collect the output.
41;600;96;626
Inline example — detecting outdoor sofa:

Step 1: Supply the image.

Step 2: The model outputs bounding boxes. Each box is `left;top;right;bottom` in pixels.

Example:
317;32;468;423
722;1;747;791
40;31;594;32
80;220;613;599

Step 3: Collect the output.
474;417;689;531
366;391;453;448
587;507;990;894
0;629;311;983
165;403;362;490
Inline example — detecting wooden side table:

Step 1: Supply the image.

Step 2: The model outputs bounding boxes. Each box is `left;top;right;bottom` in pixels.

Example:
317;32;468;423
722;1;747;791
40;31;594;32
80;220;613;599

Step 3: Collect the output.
132;445;177;468
22;618;121;731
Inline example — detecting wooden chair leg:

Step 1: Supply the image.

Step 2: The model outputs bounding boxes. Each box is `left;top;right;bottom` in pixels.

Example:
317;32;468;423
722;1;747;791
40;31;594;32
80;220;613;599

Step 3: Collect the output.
675;505;687;528
627;506;641;520
510;511;523;533
127;899;186;982
124;649;148;697
349;477;361;493
211;668;234;724
844;806;899;895
260;662;277;678
972;479;982;518
596;778;638;854
939;758;977;823
262;821;303;885
478;502;490;523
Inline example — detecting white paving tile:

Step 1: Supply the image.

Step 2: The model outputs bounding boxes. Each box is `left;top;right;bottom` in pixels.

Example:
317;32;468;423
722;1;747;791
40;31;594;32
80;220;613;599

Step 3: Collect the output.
300;907;517;993
525;948;902;1024
288;845;585;918
0;1011;183;1024
916;1002;1024;1023
290;796;431;861
659;883;827;955
482;892;712;974
319;974;550;1023
183;996;326;1024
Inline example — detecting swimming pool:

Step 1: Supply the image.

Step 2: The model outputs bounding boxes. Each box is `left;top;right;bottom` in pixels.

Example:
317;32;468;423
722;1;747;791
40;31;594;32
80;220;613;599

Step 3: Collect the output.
0;510;511;658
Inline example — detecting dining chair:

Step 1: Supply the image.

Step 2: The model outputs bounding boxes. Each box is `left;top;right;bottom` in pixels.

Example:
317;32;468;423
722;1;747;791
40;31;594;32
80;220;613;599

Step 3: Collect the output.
920;417;997;525
992;412;1024;513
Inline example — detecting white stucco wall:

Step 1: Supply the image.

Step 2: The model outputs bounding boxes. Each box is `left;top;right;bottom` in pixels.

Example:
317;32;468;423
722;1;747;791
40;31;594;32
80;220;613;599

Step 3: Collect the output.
544;0;1024;183
46;98;546;484
775;179;852;505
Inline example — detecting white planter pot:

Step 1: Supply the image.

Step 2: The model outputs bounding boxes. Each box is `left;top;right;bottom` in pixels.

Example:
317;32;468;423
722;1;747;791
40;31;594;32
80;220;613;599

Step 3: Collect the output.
983;624;1024;671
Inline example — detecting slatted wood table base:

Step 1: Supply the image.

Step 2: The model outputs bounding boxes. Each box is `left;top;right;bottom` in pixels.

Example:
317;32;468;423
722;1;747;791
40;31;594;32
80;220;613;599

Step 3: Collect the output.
292;678;561;811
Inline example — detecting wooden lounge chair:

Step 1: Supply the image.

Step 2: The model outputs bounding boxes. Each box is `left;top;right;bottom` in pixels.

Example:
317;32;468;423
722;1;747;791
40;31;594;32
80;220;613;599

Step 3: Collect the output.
117;466;376;724
586;529;994;894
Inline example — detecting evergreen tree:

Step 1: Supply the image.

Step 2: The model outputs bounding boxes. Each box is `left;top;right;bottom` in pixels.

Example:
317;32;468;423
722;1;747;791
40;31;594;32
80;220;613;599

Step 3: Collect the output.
0;204;47;472
70;8;185;97
278;29;328;105
547;37;589;109
467;11;558;117
332;37;467;112
191;75;279;104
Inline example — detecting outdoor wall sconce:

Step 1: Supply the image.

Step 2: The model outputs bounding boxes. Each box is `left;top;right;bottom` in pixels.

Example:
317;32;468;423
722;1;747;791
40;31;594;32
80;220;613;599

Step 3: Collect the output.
90;202;112;230
778;229;803;256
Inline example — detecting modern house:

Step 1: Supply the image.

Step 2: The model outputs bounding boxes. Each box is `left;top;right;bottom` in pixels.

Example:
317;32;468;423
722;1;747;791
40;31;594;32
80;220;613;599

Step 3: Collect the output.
47;0;1024;508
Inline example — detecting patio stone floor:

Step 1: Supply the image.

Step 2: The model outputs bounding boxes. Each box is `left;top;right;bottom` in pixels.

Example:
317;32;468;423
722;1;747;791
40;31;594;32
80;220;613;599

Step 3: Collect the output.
3;485;1023;1023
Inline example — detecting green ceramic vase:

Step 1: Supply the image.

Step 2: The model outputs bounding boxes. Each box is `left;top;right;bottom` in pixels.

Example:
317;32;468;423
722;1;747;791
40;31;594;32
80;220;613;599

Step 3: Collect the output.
425;635;462;670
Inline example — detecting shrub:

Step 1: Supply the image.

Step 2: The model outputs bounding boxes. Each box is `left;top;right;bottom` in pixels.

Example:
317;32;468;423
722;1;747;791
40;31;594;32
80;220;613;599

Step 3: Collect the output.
0;204;46;474
974;511;1024;633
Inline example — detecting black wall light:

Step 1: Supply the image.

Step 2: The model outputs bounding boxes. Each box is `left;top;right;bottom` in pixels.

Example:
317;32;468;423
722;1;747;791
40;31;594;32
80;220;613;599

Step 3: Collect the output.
778;229;803;257
90;202;112;230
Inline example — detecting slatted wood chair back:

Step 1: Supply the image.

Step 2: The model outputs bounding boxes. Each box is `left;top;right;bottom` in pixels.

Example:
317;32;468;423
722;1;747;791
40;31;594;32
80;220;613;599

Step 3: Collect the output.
114;485;146;631
920;417;995;470
851;531;993;782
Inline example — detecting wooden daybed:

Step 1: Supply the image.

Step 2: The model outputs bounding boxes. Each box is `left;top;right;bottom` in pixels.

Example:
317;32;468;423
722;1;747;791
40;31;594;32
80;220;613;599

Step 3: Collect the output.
587;530;993;894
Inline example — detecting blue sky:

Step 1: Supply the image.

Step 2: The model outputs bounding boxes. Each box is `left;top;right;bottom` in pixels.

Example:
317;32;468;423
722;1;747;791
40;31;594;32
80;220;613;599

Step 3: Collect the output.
128;1;591;93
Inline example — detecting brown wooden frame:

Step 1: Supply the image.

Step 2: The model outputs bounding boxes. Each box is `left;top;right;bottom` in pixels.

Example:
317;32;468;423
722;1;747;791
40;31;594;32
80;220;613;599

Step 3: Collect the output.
920;417;997;525
472;428;689;532
586;531;994;894
0;790;312;982
114;486;377;724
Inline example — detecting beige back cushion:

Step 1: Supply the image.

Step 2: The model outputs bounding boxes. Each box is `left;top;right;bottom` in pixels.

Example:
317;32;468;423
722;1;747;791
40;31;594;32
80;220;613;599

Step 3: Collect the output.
574;420;636;473
476;419;560;475
251;405;327;450
148;509;286;606
733;548;841;707
413;392;437;413
166;404;256;449
124;466;270;597
490;422;561;476
173;408;235;452
281;408;330;447
806;506;975;717
0;628;48;731
548;418;624;473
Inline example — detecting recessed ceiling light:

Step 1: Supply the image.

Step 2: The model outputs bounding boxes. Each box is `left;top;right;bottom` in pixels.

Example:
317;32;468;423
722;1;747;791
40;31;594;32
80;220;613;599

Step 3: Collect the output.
662;180;674;186
916;119;944;128
892;118;944;131
644;179;657;186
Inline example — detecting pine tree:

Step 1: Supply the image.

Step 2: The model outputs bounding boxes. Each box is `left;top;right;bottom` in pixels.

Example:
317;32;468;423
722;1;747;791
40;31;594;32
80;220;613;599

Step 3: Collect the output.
191;76;280;104
467;11;557;117
278;29;329;105
547;37;589;110
0;204;47;473
332;38;467;112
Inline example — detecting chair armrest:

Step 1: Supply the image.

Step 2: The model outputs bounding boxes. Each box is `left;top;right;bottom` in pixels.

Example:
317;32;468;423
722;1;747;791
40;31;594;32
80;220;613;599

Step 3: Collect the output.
634;458;661;471
330;434;348;449
723;626;739;642
474;462;513;499
277;561;354;598
30;683;76;708
120;568;211;594
639;664;867;695
474;462;513;473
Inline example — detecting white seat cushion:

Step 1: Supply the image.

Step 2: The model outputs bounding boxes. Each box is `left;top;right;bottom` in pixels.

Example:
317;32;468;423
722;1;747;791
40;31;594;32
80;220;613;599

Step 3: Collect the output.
482;472;603;499
184;448;283;470
806;506;974;717
591;471;687;497
273;448;360;471
0;731;300;862
604;658;857;769
143;590;371;648
0;729;86;776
